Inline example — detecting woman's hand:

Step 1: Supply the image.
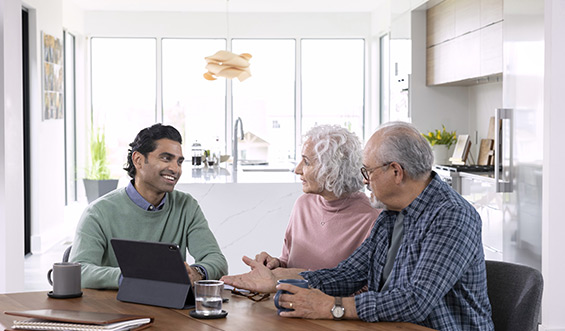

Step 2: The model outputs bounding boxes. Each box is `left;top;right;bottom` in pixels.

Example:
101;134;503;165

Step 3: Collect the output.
254;251;281;269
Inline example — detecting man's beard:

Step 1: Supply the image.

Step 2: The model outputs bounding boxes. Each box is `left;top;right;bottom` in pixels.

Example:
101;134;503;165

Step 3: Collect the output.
368;186;387;209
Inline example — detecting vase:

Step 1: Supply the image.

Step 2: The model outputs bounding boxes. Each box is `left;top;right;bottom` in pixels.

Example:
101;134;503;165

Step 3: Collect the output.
83;179;119;203
432;145;450;165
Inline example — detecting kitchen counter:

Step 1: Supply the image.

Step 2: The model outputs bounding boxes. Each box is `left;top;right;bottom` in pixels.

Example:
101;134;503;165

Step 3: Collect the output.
179;162;298;184
459;171;495;182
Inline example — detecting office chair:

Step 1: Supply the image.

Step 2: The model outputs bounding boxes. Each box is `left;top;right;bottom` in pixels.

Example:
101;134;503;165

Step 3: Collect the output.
62;245;72;263
485;260;543;331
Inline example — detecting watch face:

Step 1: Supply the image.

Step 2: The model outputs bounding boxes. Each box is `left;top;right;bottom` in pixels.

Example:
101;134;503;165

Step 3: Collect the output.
332;306;345;319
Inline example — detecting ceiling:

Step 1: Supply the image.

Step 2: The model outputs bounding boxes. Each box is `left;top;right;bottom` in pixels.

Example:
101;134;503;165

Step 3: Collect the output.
67;0;385;13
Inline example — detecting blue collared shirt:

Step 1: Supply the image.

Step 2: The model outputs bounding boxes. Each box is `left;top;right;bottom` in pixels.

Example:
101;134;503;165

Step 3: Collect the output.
125;180;166;211
124;180;208;280
301;172;493;330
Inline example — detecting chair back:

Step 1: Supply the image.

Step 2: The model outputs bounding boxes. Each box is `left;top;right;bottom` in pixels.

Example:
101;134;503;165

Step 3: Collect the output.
62;245;72;263
485;260;543;331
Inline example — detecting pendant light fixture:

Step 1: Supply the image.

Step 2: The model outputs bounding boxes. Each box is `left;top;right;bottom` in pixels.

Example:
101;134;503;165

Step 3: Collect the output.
204;0;252;82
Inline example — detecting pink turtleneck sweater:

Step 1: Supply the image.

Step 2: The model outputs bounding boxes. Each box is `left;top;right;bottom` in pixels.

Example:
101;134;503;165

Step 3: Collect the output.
279;191;381;270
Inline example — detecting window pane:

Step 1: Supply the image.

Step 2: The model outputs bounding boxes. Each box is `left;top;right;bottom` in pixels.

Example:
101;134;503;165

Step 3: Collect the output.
162;39;226;154
91;38;156;178
232;39;296;163
301;39;364;139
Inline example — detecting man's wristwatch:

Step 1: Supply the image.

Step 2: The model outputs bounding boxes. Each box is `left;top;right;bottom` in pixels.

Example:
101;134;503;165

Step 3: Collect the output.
193;266;206;280
331;297;345;320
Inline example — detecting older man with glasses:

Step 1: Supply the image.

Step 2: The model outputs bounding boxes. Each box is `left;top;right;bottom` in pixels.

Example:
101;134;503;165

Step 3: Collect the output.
221;121;494;331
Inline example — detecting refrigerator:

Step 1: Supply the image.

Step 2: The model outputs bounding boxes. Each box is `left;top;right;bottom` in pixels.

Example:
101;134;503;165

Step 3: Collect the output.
459;0;543;271
497;0;544;270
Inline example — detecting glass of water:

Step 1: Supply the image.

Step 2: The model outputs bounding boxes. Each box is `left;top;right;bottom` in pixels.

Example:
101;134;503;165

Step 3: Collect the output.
194;280;224;316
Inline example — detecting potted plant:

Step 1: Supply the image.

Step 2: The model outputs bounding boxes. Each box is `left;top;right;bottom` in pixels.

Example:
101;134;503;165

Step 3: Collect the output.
422;125;457;165
83;128;118;203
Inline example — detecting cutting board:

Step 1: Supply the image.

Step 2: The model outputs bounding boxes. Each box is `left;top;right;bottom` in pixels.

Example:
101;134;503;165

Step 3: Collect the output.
487;116;495;139
478;139;494;165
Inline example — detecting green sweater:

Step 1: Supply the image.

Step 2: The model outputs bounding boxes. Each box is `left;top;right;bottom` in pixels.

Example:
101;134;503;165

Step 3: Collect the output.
70;188;228;289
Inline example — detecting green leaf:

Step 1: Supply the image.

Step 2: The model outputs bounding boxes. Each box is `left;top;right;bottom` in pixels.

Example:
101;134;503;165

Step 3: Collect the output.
85;128;112;180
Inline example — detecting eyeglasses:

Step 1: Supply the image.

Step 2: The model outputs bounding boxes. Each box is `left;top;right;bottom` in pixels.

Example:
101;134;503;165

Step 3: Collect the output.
360;163;391;181
230;288;270;302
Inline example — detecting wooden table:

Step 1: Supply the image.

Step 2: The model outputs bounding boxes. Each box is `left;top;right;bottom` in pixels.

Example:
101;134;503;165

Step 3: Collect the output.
0;289;435;330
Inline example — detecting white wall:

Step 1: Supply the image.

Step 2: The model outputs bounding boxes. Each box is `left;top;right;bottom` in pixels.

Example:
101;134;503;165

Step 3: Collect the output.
409;9;471;136
24;0;67;254
1;0;25;293
467;82;503;159
541;0;565;329
84;11;371;38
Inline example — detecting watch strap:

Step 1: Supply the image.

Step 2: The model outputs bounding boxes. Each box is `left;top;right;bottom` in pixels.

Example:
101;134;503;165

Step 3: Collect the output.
192;265;206;280
335;296;342;306
331;297;345;320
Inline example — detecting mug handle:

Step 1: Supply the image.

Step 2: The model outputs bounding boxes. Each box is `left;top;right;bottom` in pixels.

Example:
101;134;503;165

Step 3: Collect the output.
274;290;282;309
274;290;293;311
47;268;53;286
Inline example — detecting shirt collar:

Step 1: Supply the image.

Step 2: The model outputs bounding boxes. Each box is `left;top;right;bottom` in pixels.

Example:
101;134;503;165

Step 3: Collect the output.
126;180;167;211
401;171;443;219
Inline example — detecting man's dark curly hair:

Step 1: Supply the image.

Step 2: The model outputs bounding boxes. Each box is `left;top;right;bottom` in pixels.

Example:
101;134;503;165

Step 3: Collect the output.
123;123;182;179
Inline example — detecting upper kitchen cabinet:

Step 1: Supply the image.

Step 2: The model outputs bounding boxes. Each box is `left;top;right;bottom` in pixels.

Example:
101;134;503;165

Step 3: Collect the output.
427;0;456;47
426;0;503;85
481;0;503;26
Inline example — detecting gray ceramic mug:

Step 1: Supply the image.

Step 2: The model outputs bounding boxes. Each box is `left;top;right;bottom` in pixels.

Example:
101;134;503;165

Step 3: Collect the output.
47;262;82;298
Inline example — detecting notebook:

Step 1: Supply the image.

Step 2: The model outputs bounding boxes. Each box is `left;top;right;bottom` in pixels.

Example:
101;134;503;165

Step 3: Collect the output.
110;238;195;309
4;309;153;331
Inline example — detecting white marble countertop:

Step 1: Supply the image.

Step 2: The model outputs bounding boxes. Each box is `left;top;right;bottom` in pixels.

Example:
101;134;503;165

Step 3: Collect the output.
179;162;299;184
177;180;303;275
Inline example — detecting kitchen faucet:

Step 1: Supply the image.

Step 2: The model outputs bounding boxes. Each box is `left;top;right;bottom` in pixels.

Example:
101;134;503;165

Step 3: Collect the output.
233;117;244;171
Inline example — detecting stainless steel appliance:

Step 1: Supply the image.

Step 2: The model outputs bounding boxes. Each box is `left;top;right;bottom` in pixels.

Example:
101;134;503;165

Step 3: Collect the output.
436;0;544;271
434;164;495;194
494;0;544;270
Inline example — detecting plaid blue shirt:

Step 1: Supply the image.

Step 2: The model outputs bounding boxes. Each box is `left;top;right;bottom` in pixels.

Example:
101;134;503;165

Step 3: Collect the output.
302;173;494;330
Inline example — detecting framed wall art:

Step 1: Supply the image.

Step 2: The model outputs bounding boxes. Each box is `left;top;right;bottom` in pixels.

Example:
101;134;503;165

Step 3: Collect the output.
42;32;64;120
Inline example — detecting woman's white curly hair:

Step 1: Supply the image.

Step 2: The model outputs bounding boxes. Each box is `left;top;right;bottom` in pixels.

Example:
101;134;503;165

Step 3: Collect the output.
304;125;364;198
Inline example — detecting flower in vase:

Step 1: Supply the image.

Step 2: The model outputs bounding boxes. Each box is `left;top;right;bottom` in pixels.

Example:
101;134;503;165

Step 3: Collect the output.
422;125;457;149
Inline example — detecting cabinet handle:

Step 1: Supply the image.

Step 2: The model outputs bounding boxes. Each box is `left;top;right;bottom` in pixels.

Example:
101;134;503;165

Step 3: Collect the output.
494;108;513;192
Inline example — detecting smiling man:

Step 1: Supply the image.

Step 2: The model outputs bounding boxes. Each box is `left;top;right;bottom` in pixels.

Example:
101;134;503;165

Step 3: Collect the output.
70;123;227;289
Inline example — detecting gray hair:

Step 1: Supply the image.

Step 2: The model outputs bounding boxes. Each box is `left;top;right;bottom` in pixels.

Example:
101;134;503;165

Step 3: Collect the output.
304;125;364;198
373;121;434;181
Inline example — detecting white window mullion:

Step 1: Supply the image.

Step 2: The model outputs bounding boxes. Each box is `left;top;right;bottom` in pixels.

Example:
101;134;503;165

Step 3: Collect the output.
156;38;163;123
295;38;302;160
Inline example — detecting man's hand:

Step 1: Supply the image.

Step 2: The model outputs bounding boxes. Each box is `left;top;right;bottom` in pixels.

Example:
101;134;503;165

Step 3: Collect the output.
276;284;334;319
255;251;281;269
220;256;279;293
184;262;203;287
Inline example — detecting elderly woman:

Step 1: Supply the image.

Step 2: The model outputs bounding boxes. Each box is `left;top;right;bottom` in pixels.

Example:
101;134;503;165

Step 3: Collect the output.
255;125;381;271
